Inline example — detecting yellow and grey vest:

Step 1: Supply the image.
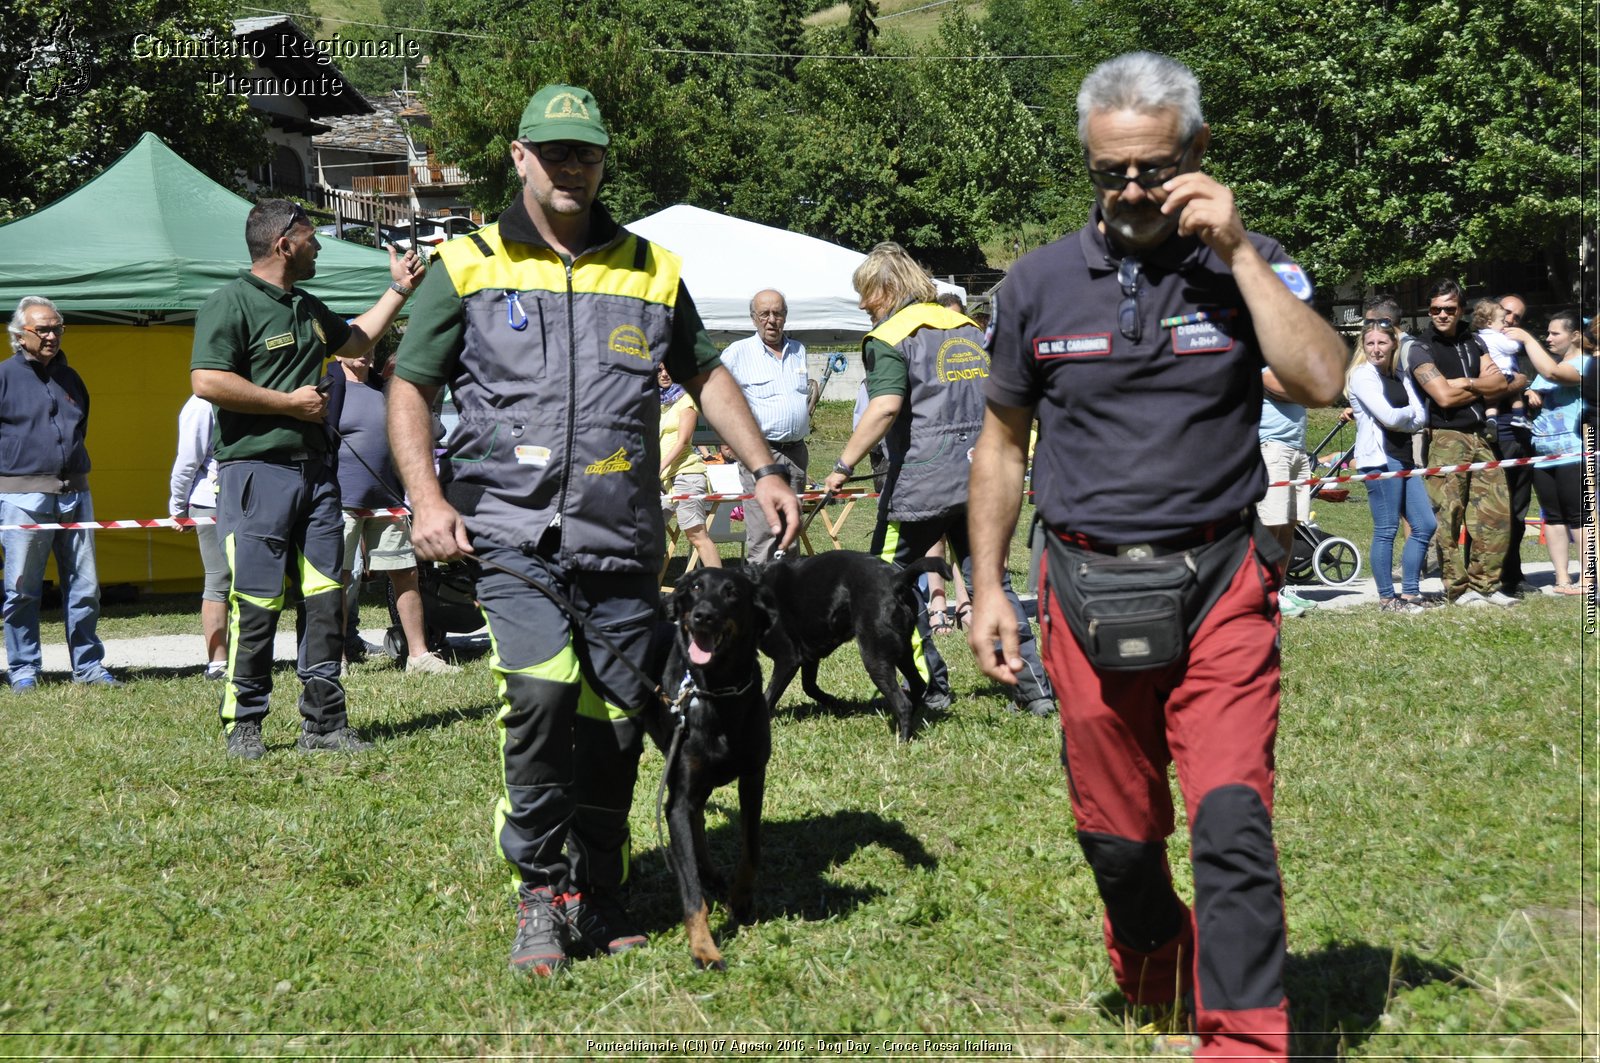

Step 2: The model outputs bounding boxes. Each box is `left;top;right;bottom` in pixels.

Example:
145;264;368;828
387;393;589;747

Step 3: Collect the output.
866;303;989;521
434;223;682;571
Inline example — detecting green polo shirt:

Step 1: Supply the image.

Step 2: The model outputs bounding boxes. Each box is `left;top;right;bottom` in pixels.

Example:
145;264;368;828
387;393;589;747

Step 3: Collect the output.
191;270;353;461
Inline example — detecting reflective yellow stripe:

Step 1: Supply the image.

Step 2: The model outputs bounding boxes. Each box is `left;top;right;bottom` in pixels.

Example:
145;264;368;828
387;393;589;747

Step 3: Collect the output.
867;303;973;348
436;223;681;306
577;677;634;722
877;522;932;682
297;550;341;598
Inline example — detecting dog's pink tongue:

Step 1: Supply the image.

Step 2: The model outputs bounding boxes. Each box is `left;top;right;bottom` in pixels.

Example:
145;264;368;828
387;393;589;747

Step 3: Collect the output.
688;637;713;665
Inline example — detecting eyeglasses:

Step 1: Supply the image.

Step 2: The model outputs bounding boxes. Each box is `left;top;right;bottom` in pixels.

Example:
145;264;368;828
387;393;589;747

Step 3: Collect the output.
1118;257;1142;342
530;141;607;165
1086;138;1194;192
1428;305;1460;316
1363;316;1394;328
754;310;786;321
25;324;65;337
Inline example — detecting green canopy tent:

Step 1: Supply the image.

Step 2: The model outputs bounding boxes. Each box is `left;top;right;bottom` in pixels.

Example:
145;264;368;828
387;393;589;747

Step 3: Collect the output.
0;132;398;591
0;131;394;321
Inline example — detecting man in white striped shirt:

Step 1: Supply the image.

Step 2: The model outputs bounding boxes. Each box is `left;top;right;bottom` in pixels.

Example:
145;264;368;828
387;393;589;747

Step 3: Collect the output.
719;289;812;566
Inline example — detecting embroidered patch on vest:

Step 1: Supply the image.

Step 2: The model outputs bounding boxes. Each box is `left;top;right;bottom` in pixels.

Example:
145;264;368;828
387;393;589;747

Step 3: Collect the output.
608;324;649;361
584;447;632;475
1034;334;1111;360
937;337;990;382
311;320;327;344
1272;262;1313;301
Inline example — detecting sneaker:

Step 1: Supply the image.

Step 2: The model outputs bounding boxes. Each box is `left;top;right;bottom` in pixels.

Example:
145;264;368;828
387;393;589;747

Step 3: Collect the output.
1138;1003;1198;1055
78;673;122;687
296;725;372;753
205;662;227;681
10;677;36;693
406;651;460;675
563;889;648;957
1380;596;1424;615
1277;589;1308;617
1011;697;1056;718
225;720;266;760
510;885;570;975
1485;590;1519;607
1452;590;1488;607
1281;588;1318;610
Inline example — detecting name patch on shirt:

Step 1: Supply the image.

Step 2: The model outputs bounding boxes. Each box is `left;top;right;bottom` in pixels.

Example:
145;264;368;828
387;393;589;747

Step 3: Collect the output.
1171;320;1235;355
514;445;551;467
264;332;295;351
1034;333;1111;360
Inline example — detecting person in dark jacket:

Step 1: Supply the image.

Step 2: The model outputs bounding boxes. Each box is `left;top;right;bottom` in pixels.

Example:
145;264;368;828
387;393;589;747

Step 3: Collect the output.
0;297;118;691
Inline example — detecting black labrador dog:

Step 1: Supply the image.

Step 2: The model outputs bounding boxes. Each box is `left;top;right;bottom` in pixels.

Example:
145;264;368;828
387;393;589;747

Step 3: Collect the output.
760;552;951;741
644;566;777;971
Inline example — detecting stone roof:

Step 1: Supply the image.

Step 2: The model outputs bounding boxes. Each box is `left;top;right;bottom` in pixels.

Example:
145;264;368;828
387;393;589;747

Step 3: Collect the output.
312;96;410;155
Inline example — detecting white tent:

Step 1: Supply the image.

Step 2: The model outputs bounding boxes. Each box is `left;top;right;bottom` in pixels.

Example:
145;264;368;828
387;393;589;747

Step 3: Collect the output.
626;204;964;344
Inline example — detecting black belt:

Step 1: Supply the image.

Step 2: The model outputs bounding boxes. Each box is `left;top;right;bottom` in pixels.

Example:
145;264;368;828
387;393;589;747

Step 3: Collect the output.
1056;510;1249;559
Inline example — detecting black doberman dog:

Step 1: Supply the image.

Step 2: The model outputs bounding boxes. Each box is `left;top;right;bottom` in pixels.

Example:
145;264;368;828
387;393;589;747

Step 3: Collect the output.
644;566;777;970
760;552;951;741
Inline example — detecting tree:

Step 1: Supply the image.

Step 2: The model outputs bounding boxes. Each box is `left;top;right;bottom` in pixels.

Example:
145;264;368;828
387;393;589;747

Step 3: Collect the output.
846;0;879;54
989;0;1594;293
0;0;265;222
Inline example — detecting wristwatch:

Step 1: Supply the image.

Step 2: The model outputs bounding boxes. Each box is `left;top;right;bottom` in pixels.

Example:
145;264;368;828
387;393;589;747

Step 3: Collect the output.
752;463;788;482
833;459;855;477
389;281;415;297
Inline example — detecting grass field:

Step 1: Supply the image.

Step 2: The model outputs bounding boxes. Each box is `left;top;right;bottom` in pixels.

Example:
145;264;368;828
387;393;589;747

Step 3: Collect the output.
0;403;1593;1059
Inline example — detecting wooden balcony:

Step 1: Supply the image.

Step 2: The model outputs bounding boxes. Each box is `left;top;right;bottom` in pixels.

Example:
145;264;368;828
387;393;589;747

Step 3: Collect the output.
351;163;467;198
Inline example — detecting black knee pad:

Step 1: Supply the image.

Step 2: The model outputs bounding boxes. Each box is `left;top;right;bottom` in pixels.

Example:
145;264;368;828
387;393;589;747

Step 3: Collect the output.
1191;784;1285;1010
1078;831;1186;951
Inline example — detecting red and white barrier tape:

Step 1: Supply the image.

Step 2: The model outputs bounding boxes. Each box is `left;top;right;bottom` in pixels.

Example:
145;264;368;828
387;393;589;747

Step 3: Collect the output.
0;452;1582;531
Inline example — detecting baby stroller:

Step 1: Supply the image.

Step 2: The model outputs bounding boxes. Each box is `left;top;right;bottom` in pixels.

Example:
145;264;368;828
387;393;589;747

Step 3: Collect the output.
382;560;483;661
1287;420;1363;587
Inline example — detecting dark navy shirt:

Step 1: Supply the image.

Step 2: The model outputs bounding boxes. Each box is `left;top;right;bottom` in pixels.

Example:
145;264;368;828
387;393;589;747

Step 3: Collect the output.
985;207;1313;542
0;351;91;478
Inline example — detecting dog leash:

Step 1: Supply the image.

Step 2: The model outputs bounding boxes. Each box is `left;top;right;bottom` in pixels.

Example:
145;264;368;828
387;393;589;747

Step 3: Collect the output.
771;471;876;562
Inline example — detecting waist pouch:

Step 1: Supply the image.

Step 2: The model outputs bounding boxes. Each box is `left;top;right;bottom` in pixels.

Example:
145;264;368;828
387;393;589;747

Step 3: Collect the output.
1045;522;1256;671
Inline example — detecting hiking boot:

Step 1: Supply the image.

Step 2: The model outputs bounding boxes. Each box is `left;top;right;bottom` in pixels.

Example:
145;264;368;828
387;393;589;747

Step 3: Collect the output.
1138;1002;1198;1056
296;725;372;753
921;689;953;712
406;651;460;675
509;885;569;976
563;889;648;957
226;720;266;760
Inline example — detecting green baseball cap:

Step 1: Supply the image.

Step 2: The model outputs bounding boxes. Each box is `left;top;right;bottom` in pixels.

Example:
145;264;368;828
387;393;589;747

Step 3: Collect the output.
517;84;609;147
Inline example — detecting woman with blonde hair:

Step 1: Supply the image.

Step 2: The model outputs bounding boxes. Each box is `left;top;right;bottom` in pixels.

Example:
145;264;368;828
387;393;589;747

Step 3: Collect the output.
822;242;1055;719
1346;321;1435;611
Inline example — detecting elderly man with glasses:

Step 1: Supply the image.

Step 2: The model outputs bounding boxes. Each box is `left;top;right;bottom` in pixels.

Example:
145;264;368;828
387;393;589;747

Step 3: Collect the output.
190;199;424;760
0;297;120;691
387;84;798;976
965;52;1345;1060
719;288;812;567
1406;278;1522;606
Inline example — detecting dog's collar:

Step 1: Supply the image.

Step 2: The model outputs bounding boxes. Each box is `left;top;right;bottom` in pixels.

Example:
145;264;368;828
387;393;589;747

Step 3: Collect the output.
671;664;758;716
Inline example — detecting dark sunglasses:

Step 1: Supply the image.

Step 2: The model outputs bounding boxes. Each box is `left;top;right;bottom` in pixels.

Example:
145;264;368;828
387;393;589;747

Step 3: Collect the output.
1363;316;1395;328
1428;305;1460;316
25;324;65;337
1118;257;1142;342
277;210;308;241
528;141;607;165
1086;138;1194;192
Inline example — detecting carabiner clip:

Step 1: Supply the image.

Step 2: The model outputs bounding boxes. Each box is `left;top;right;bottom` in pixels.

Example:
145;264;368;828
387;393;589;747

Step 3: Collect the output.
505;291;528;331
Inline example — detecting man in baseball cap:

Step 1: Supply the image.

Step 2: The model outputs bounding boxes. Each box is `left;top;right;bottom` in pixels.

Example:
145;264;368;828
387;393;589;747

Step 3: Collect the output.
387;83;800;976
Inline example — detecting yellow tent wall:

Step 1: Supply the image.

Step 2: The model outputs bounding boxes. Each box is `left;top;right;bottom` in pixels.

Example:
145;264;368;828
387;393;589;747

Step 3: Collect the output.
63;324;204;593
